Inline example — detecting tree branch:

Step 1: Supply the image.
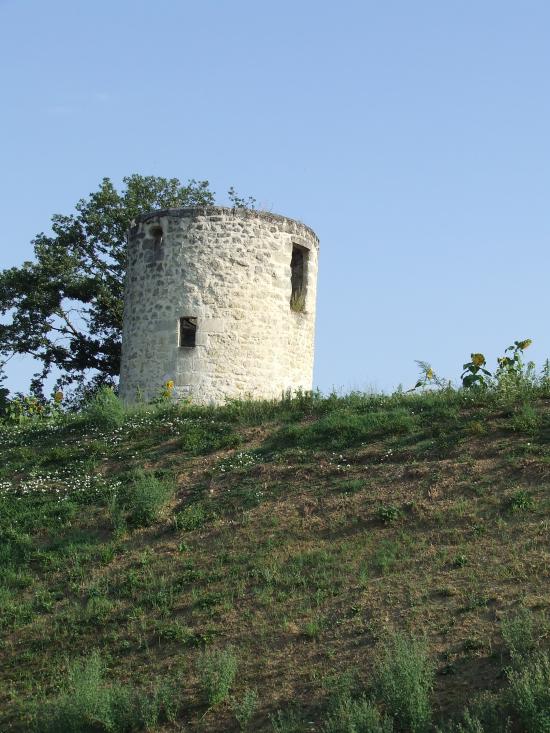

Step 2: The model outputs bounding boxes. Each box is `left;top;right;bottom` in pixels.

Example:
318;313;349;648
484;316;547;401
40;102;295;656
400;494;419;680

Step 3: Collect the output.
56;307;84;339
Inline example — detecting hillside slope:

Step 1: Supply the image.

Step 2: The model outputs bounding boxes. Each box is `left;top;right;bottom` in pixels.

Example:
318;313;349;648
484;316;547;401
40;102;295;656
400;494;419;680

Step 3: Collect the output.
1;389;549;731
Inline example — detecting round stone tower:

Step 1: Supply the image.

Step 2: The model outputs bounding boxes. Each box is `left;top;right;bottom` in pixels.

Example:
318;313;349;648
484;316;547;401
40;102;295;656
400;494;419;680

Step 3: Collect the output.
118;206;319;404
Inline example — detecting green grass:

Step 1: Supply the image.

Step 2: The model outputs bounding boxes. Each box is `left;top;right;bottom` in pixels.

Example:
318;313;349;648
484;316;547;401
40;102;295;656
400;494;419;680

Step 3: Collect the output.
0;385;549;730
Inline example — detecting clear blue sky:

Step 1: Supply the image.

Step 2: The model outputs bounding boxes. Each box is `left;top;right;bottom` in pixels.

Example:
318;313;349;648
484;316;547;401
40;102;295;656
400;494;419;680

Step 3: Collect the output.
1;0;549;395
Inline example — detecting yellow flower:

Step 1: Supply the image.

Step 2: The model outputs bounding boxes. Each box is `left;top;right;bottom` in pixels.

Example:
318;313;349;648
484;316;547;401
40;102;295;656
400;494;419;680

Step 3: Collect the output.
426;368;434;380
54;390;64;403
517;339;532;351
165;380;174;390
471;353;485;367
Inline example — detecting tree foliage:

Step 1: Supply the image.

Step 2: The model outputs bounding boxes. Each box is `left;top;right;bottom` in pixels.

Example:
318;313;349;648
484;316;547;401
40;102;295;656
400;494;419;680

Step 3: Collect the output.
0;175;215;396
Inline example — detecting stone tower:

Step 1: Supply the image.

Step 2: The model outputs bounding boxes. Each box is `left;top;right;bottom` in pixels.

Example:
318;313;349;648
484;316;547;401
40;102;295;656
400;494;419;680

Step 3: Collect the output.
119;206;319;404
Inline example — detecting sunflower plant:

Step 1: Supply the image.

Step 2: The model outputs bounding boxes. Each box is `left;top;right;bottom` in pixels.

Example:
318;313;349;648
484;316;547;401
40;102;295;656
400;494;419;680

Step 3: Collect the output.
461;353;492;388
155;379;175;403
495;339;534;391
3;391;63;423
496;339;532;377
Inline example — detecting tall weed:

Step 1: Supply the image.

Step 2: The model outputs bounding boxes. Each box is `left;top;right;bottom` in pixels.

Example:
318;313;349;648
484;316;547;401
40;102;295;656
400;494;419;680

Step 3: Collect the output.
506;652;550;733
322;695;393;732
196;646;238;707
82;388;125;431
371;633;433;733
34;651;182;732
123;470;173;527
501;607;537;662
232;688;258;730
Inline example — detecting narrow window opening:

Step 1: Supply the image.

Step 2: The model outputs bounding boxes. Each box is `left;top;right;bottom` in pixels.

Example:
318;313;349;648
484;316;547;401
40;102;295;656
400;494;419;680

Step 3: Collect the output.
179;317;197;347
150;225;163;262
290;245;307;312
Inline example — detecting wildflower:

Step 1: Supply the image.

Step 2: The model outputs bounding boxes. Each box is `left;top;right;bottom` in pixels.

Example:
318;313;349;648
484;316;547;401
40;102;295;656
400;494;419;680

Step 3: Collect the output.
54;390;64;403
166;380;175;390
471;353;486;367
426;368;434;380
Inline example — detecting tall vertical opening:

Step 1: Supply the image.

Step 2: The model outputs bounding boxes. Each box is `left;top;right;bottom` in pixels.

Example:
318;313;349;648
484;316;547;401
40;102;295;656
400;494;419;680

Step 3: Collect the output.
150;225;163;262
179;317;197;347
290;244;307;312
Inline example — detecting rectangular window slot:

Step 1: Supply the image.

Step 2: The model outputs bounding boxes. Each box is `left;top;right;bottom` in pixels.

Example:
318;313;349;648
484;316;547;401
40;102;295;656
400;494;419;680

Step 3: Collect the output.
146;224;164;265
179;317;197;347
290;244;307;312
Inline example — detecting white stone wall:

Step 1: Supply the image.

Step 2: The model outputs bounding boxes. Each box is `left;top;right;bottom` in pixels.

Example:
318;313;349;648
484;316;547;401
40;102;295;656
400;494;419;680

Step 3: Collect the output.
119;207;319;404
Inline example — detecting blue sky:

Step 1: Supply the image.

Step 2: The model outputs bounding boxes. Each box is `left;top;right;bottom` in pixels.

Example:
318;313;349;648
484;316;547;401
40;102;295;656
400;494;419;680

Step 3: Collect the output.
1;0;549;395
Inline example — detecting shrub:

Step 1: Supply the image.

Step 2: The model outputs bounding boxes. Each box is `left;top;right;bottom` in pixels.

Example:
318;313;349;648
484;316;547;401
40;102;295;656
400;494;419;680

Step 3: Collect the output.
377;505;402;525
371;633;434;733
82;387;125;431
174;502;207;530
322;695;393;732
501;607;537;662
124;470;173;527
270;707;309;733
232;688;258;730
34;651;133;732
438;692;508;733
510;404;540;434
33;651;182;732
37;652;122;733
179;420;241;455
196;645;238;708
506;652;550;732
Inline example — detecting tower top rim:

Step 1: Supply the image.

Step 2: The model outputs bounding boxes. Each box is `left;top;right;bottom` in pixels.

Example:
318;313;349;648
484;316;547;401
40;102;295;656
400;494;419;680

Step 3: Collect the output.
132;206;319;244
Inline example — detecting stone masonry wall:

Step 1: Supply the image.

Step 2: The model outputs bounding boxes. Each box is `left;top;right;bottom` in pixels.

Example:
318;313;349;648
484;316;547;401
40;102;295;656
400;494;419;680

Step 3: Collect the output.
118;207;319;404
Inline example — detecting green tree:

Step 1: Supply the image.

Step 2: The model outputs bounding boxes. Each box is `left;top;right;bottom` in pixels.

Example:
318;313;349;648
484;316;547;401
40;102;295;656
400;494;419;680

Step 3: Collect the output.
0;175;215;395
0;362;9;413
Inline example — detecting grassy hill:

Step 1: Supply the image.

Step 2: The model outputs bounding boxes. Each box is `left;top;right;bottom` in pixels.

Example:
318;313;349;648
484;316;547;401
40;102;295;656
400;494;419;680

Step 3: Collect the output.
1;387;549;732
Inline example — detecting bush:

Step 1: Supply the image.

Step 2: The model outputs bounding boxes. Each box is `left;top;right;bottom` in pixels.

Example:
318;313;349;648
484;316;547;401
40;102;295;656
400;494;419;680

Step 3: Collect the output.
232;688;258;730
322;695;393;732
179;420;241;455
510;404;541;434
506;652;550;732
501;607;537;662
33;651;182;732
371;633;433;733
377;505;402;525
196;645;238;708
270;707;310;733
34;652;135;732
123;470;174;527
82;388;125;431
174;502;208;530
438;692;508;732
